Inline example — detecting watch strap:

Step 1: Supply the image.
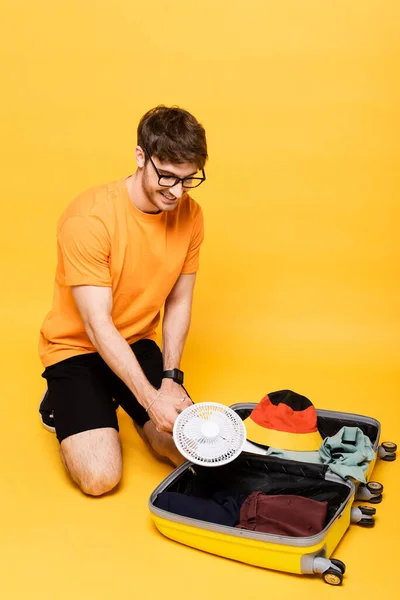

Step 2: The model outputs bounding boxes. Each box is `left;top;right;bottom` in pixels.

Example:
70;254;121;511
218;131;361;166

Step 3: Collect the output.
162;369;184;384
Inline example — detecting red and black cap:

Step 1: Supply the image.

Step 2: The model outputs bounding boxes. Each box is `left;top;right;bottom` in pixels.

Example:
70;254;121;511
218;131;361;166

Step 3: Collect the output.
244;390;323;451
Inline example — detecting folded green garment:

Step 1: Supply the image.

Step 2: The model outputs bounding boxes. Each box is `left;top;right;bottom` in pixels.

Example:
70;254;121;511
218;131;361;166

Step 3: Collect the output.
318;426;375;482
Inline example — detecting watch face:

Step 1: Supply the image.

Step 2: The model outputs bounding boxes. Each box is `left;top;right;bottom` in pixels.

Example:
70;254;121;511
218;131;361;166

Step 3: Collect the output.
164;369;184;384
171;370;182;383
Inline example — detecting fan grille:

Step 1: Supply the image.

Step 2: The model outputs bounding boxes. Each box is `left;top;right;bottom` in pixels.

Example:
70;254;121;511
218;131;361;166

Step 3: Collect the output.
173;402;246;466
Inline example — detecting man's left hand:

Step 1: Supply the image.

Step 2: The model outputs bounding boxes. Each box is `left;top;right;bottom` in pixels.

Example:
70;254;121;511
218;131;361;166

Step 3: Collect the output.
160;378;192;409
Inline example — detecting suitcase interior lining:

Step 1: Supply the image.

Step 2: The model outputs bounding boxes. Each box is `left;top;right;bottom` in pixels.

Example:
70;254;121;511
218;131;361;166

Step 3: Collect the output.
160;455;350;526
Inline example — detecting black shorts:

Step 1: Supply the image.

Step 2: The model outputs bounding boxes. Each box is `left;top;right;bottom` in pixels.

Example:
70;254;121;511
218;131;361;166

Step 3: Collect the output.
42;339;163;443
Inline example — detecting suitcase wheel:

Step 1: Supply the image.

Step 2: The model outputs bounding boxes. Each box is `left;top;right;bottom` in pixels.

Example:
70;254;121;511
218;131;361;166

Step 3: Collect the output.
313;557;345;585
358;517;375;527
382;441;397;452
378;441;397;460
355;481;383;503
368;493;383;505
330;559;346;574
366;481;384;494
381;453;396;462
323;568;343;586
351;506;376;525
359;505;376;516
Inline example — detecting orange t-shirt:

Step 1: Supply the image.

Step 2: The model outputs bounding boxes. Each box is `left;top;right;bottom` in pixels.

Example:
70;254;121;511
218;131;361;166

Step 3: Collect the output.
38;177;204;367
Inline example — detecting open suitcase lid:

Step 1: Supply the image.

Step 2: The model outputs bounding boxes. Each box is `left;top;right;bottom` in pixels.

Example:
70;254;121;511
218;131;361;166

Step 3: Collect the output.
229;402;381;453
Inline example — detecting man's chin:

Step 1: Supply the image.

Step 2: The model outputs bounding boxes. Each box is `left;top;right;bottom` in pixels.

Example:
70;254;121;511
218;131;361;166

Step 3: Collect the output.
158;192;179;210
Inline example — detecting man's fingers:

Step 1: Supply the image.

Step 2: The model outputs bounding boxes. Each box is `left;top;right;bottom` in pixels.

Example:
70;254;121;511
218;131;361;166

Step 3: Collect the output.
178;396;192;407
155;425;173;437
156;415;175;433
179;398;193;411
174;398;192;415
151;393;193;435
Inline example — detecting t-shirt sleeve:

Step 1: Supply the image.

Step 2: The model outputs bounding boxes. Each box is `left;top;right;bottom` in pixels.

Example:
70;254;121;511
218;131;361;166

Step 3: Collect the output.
58;215;112;286
181;206;204;274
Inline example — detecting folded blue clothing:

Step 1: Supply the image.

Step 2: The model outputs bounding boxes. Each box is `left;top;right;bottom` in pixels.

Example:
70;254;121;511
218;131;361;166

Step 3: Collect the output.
154;490;245;526
318;426;375;482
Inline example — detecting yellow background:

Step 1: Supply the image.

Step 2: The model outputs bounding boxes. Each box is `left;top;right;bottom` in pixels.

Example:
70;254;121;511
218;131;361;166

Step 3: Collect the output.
1;1;399;598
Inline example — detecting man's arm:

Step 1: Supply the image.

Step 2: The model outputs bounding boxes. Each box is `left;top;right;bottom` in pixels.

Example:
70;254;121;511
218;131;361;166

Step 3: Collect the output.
71;285;192;432
161;273;196;396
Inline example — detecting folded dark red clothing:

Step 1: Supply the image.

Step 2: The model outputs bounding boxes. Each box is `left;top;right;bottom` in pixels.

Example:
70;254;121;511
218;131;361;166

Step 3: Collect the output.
236;492;328;537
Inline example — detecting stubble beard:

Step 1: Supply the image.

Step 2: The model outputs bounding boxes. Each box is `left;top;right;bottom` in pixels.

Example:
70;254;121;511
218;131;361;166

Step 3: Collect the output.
140;171;161;212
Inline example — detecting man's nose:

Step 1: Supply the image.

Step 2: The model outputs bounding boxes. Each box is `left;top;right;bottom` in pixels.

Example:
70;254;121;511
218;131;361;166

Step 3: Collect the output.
169;182;184;198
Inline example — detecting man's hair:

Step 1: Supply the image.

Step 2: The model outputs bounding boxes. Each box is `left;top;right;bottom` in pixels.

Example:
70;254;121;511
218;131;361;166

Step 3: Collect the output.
137;105;208;170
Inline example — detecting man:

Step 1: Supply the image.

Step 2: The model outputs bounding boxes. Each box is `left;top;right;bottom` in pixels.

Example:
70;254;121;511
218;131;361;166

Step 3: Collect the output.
38;105;208;496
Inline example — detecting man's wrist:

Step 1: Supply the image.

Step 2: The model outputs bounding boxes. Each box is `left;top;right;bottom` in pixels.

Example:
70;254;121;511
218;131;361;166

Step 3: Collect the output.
162;368;184;385
136;384;158;411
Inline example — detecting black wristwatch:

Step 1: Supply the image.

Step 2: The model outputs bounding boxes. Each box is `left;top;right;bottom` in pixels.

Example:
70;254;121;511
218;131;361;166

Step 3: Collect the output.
163;369;184;385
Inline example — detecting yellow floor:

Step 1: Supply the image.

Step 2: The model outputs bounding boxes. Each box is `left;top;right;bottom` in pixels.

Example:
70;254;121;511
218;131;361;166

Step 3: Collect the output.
1;1;399;598
1;334;399;599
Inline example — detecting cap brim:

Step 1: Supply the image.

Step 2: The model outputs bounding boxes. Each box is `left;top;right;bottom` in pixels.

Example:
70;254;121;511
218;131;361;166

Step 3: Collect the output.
244;417;323;452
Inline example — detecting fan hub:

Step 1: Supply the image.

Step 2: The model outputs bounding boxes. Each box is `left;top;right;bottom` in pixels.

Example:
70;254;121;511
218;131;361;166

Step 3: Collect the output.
200;420;220;439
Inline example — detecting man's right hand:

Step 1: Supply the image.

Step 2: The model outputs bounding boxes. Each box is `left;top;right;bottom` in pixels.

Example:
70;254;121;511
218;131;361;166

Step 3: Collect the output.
145;389;192;435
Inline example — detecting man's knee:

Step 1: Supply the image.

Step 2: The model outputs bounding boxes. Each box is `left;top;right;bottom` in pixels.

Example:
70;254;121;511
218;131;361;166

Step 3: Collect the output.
60;427;122;496
79;470;121;496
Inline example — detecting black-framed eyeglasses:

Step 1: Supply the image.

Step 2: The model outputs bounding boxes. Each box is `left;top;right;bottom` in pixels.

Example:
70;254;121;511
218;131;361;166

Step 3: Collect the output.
144;149;206;189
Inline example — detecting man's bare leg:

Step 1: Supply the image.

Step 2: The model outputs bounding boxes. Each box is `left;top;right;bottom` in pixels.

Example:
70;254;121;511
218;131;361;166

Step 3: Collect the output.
136;421;186;467
60;427;122;496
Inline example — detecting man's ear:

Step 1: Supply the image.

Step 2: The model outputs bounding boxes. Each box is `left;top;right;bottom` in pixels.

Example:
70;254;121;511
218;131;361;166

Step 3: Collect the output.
135;146;146;168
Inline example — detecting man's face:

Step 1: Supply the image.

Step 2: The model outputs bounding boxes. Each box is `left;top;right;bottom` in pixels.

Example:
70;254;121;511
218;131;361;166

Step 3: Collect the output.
140;153;200;213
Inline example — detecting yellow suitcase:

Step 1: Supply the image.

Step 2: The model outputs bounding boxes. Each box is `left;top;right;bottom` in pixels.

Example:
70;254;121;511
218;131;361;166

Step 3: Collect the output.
149;405;396;586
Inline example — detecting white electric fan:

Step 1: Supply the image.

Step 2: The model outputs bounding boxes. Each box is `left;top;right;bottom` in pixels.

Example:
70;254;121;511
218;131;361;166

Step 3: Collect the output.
173;402;246;466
